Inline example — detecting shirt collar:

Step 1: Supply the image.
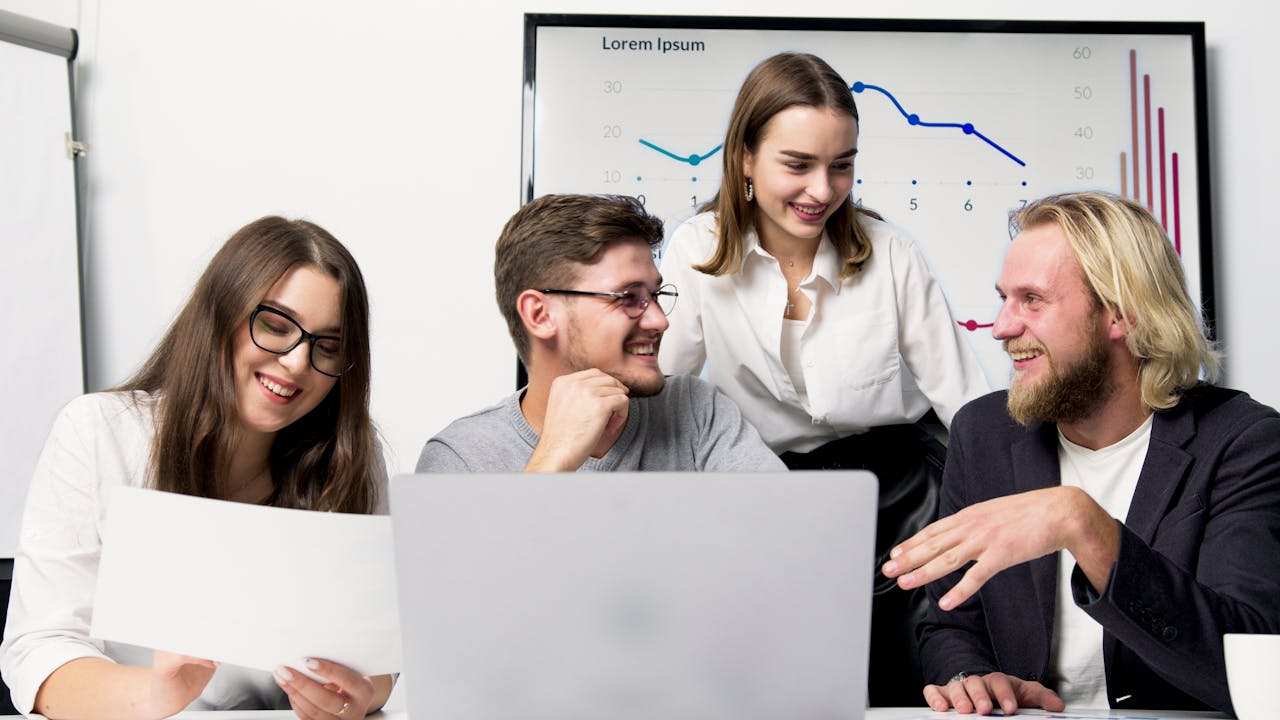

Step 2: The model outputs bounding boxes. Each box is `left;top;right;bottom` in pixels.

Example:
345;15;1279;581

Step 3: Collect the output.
743;223;844;294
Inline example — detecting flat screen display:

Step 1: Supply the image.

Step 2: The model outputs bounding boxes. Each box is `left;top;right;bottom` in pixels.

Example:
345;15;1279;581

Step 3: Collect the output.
522;15;1211;386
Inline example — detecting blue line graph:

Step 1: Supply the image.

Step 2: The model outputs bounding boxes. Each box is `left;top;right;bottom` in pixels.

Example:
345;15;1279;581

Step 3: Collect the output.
851;82;1026;167
638;139;723;166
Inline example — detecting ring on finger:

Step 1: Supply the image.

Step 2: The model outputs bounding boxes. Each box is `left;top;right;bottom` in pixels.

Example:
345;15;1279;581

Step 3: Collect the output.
336;701;349;716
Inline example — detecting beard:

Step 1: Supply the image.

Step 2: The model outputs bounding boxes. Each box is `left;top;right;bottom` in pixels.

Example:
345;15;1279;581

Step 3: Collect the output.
563;315;667;398
1006;327;1113;427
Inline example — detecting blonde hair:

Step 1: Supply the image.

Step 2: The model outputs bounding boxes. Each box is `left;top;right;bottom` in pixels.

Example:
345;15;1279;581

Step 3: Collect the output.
1012;191;1218;410
696;52;880;279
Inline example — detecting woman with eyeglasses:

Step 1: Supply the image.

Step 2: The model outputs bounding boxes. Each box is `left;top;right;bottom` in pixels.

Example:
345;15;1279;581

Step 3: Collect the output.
0;217;392;720
657;52;989;705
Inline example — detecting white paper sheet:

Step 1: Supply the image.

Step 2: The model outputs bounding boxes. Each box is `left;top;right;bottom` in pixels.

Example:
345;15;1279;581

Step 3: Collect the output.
91;486;402;676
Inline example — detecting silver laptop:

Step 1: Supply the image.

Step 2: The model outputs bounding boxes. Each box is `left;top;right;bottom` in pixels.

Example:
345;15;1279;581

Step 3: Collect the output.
390;471;877;720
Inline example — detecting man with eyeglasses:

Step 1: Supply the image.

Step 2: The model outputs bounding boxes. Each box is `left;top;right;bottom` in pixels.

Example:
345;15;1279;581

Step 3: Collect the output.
416;194;785;474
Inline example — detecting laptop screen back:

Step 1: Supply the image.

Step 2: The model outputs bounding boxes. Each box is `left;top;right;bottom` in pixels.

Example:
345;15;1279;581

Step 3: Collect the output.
390;470;876;720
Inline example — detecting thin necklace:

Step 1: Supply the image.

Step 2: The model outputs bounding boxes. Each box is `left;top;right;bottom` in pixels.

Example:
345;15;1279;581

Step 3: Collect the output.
228;465;270;501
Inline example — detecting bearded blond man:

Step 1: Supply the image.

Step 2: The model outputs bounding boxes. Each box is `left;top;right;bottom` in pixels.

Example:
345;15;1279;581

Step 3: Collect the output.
882;191;1280;716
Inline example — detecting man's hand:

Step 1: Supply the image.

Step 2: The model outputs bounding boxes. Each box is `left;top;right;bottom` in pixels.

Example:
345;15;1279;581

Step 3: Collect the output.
525;369;630;472
882;486;1119;610
924;672;1065;715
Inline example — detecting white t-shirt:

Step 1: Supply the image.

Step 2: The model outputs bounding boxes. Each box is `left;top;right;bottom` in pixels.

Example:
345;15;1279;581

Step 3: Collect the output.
0;391;389;715
658;211;990;453
1048;414;1154;709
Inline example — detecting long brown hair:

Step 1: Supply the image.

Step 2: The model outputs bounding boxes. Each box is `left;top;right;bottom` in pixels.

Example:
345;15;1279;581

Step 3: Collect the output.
118;216;378;513
696;52;881;279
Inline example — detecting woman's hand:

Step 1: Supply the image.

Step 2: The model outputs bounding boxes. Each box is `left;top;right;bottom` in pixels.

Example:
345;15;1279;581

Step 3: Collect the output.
148;650;218;717
273;658;392;719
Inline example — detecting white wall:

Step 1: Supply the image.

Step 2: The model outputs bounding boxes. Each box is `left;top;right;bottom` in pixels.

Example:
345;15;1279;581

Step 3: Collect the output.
4;0;1277;475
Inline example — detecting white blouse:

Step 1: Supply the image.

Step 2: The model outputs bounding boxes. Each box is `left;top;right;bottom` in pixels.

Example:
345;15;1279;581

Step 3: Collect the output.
0;391;388;714
658;211;990;454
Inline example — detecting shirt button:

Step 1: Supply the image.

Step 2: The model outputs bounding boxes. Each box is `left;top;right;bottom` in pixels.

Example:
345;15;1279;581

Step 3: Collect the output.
1163;626;1178;641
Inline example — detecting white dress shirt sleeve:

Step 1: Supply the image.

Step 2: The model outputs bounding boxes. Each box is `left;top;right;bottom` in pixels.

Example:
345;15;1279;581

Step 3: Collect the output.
0;393;146;715
887;233;991;427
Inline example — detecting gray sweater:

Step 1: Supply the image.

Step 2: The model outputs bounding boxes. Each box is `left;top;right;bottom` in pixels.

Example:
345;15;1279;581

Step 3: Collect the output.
417;375;786;473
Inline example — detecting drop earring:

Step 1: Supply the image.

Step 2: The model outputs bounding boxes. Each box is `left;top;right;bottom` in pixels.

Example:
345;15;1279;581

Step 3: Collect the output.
745;177;754;202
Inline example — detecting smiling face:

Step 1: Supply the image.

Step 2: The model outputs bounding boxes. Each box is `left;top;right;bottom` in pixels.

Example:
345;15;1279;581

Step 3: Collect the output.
994;223;1115;425
232;263;342;440
744;105;857;248
557;238;669;397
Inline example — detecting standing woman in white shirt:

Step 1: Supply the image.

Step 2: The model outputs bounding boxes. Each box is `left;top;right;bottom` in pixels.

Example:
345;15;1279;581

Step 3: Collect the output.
658;52;989;705
0;217;394;720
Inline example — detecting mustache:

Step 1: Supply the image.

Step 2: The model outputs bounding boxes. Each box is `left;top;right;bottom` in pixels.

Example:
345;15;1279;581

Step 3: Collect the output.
1003;340;1045;355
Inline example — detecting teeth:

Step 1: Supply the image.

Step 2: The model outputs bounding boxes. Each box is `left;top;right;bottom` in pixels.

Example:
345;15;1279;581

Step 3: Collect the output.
258;375;297;397
1009;350;1043;362
793;204;826;217
627;343;655;356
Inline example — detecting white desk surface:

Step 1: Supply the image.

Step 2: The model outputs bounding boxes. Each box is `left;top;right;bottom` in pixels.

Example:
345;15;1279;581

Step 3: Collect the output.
7;707;1225;720
867;710;1227;719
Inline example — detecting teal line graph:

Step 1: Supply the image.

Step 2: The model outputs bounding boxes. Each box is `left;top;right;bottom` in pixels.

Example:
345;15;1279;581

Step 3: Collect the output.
637;139;723;166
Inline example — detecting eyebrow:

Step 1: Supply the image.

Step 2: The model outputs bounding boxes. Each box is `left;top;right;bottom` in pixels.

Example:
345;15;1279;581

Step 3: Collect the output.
618;278;664;292
262;301;342;335
779;148;858;160
994;282;1049;298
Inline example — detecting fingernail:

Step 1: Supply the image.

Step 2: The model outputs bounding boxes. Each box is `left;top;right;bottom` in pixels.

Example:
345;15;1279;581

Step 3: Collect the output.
273;666;293;683
939;595;954;611
890;546;902;559
305;658;322;670
883;561;898;575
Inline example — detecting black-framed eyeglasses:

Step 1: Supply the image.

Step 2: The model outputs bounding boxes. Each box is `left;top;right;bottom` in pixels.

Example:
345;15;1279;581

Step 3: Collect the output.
249;304;348;377
539;283;678;319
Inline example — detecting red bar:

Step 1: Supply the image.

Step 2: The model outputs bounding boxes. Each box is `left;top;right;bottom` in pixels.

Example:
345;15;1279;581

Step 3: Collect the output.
1121;152;1128;197
1131;50;1140;203
1144;74;1153;211
1158;108;1167;229
1172;152;1181;255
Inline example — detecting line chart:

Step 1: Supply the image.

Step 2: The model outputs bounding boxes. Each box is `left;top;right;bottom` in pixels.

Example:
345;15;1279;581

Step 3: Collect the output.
957;319;995;332
637;139;723;166
851;81;1026;167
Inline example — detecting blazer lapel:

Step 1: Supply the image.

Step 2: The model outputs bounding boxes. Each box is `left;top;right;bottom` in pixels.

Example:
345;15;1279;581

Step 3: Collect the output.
1124;402;1196;543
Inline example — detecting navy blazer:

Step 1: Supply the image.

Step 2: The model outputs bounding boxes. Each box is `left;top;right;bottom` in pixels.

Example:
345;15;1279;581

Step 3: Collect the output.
918;385;1280;714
